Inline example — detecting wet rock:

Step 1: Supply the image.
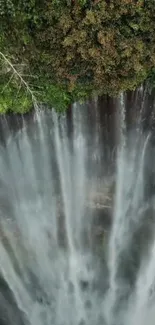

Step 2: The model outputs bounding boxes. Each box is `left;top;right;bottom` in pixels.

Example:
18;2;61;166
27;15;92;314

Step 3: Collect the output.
0;276;27;325
79;279;89;291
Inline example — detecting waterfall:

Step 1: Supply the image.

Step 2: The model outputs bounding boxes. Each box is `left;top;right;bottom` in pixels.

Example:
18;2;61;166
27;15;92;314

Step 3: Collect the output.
0;92;154;325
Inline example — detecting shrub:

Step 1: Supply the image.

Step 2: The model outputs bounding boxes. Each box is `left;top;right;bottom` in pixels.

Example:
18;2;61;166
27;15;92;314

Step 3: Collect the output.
0;0;155;112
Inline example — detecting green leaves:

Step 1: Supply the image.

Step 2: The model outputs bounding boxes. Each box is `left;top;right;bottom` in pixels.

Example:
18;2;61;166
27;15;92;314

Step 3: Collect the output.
0;83;32;113
0;0;15;18
1;0;155;113
41;83;71;112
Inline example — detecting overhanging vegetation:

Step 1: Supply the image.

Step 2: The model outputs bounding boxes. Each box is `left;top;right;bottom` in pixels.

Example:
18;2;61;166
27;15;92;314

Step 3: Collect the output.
0;0;155;113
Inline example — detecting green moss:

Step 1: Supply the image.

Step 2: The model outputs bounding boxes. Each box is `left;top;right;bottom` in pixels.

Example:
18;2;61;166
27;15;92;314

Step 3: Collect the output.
0;83;32;114
0;73;93;113
39;82;71;112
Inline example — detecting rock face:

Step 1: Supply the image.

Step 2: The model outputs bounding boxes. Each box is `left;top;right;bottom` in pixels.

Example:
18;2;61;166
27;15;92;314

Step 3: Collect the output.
0;276;27;325
55;180;114;253
86;186;113;235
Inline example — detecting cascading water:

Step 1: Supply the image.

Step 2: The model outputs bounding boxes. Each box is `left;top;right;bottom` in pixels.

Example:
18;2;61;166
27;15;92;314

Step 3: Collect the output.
105;132;151;325
0;94;155;325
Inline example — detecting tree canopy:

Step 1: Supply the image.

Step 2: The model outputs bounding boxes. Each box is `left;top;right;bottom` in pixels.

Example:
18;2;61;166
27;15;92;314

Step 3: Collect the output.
0;0;155;112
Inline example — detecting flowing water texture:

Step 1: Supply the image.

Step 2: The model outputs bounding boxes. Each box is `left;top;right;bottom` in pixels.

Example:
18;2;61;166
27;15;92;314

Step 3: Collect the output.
0;99;155;325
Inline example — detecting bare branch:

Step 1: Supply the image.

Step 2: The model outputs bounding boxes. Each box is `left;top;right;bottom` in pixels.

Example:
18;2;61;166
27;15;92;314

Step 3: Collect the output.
1;72;15;94
0;52;38;108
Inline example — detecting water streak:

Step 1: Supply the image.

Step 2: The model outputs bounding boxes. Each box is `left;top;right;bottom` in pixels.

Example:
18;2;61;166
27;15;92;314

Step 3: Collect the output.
0;98;154;325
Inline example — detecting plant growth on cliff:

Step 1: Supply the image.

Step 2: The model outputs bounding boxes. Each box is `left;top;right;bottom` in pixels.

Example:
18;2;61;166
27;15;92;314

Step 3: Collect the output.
0;0;155;113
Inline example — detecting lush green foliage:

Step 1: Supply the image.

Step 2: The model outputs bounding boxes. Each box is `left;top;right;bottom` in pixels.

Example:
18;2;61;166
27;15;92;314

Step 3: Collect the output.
0;0;155;113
